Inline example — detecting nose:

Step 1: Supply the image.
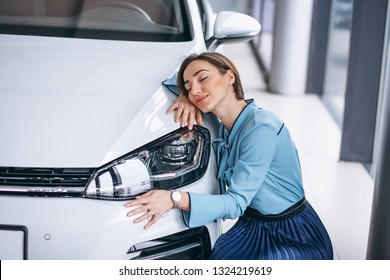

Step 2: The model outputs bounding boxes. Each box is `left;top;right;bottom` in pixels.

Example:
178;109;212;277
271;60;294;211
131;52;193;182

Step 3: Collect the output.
190;82;201;95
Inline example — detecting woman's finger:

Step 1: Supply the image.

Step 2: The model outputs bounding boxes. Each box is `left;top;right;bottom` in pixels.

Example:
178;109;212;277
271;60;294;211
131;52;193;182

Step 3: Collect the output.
166;103;177;115
126;204;148;217
180;107;189;128
133;205;164;230
133;208;153;224
139;191;153;198
195;108;203;126
166;94;186;116
144;214;159;230
187;110;195;130
174;106;184;123
124;191;152;207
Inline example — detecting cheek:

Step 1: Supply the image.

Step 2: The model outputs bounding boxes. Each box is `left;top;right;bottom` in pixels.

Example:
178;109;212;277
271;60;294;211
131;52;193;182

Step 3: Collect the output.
188;94;196;104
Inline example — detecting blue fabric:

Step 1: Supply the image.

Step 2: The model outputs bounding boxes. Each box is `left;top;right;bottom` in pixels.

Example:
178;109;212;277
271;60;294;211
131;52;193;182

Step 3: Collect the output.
209;203;333;260
162;71;179;96
182;99;305;228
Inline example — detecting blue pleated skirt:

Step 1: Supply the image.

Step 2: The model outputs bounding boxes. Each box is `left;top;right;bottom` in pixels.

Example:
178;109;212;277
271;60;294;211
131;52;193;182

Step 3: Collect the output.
209;200;333;260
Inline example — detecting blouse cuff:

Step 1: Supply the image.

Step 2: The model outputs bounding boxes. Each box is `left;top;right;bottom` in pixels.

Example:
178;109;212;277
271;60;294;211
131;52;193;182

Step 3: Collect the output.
180;192;192;227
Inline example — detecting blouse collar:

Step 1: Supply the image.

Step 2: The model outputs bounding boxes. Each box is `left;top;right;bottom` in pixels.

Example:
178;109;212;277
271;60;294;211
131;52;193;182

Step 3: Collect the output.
222;98;256;144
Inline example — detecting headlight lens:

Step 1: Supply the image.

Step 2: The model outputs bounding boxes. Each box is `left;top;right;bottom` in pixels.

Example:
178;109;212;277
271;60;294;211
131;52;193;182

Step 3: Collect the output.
83;126;210;200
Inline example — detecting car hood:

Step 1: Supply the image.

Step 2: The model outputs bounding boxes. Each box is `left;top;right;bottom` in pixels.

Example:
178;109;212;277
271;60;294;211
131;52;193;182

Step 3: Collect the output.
0;35;196;167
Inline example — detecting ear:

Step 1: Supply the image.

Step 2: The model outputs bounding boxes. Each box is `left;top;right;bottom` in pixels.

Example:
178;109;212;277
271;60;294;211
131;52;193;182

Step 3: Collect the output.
226;69;235;85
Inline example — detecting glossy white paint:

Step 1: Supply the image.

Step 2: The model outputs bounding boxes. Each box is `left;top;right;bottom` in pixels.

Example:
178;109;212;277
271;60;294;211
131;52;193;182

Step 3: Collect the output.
214;11;261;39
0;36;196;167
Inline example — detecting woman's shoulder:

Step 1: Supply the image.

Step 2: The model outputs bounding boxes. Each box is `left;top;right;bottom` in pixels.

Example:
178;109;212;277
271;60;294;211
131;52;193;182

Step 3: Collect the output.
245;104;284;134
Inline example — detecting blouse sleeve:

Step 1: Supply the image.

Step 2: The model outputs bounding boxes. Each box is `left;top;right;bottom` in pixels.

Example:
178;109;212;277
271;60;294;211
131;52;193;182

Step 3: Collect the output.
182;123;278;228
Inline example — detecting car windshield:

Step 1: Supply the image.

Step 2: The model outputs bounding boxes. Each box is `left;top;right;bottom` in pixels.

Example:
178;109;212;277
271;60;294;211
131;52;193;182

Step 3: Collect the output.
0;0;191;41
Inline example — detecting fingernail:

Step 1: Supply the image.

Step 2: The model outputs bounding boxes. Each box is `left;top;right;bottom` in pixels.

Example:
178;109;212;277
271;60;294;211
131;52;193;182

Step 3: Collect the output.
127;212;133;217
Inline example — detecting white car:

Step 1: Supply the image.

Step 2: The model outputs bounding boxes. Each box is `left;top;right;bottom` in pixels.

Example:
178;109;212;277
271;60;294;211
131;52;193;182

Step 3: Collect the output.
0;0;260;260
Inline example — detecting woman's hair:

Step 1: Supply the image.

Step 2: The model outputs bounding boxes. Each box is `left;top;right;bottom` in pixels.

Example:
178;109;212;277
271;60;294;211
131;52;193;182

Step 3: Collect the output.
176;52;244;100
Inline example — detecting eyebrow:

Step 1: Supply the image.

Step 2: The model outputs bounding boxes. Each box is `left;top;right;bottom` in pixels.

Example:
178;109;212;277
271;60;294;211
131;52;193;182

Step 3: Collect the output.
184;69;209;85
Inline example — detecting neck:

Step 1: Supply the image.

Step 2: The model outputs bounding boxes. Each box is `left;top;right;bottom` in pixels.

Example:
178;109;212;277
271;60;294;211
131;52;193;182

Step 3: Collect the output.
213;98;247;131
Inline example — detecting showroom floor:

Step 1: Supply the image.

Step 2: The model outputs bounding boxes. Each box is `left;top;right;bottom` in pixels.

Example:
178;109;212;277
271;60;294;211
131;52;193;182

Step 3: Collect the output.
221;43;375;260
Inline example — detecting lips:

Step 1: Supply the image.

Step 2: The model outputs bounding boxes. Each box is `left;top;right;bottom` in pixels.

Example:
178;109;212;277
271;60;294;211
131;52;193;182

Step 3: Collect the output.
195;94;209;105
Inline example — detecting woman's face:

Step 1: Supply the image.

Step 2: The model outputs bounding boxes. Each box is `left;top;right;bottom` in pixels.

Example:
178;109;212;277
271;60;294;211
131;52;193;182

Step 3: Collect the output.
183;59;233;113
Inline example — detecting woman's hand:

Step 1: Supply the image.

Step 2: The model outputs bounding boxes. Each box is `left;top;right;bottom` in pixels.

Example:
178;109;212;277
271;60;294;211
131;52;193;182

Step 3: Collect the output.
124;190;174;230
166;94;203;130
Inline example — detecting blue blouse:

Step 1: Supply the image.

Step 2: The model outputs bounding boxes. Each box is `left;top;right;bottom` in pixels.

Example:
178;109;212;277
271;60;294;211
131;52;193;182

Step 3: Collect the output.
182;99;305;228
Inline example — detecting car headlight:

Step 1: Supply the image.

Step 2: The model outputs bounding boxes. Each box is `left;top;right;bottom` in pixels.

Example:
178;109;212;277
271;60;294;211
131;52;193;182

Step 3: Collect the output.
83;126;210;200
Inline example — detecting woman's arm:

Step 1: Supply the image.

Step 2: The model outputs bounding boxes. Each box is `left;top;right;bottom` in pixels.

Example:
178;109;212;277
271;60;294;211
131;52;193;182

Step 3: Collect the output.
125;123;279;229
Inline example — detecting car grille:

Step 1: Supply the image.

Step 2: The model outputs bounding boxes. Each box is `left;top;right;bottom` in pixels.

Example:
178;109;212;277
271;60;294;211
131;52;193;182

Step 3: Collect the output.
0;167;95;197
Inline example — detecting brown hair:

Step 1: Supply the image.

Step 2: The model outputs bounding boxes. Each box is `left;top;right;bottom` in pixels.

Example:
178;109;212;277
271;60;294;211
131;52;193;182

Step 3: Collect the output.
177;52;244;100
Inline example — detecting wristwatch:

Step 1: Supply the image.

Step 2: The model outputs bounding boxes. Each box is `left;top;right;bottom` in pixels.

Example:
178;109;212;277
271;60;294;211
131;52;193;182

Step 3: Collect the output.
171;191;182;208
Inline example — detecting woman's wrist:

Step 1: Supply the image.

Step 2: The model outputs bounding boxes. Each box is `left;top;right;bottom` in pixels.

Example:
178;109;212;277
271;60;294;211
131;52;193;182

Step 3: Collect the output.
178;191;190;211
168;190;190;211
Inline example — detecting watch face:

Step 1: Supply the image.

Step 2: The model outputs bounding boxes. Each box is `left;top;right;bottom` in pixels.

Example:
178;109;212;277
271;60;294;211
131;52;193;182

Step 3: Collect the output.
172;191;181;202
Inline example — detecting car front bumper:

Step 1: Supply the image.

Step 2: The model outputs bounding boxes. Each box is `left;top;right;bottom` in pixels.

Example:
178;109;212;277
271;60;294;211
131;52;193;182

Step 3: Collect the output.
0;190;220;259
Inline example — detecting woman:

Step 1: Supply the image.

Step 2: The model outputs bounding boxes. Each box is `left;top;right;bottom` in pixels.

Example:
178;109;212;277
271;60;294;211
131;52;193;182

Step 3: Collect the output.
125;52;333;260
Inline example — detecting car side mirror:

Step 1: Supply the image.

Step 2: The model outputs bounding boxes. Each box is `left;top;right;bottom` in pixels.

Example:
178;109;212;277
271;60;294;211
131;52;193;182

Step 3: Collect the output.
207;11;261;51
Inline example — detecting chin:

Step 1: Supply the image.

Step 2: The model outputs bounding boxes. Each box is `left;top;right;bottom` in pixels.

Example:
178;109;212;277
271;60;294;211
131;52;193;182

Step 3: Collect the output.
198;107;210;114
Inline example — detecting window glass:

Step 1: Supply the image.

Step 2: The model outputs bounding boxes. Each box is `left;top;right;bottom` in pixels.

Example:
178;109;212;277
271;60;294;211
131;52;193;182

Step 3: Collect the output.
323;0;354;126
0;0;191;42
